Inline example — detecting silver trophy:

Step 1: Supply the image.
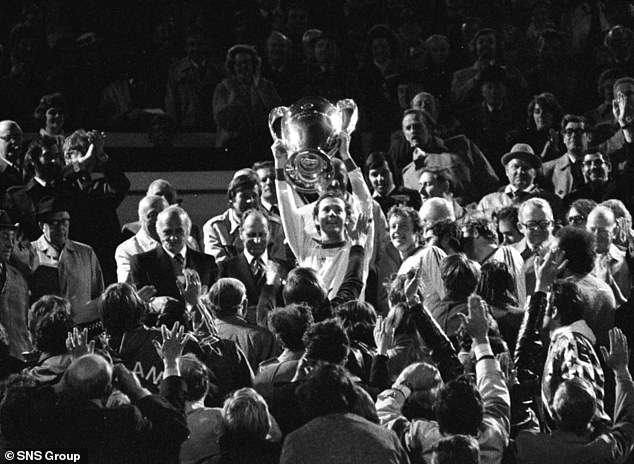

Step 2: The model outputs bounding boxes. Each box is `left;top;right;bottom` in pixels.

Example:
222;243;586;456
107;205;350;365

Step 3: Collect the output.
269;97;358;194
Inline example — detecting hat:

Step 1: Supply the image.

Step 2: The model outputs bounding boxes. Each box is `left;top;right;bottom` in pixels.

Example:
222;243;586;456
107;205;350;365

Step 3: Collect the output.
501;143;542;170
36;196;70;221
0;210;18;230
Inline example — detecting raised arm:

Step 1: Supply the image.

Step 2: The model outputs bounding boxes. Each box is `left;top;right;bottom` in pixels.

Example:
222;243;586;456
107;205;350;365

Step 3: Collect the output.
273;140;307;261
339;133;372;218
459;295;511;434
600;328;634;464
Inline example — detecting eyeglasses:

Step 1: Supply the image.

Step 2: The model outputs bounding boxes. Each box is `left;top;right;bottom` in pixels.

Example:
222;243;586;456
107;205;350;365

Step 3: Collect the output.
563;128;587;136
582;159;605;167
567;215;586;225
520;220;551;230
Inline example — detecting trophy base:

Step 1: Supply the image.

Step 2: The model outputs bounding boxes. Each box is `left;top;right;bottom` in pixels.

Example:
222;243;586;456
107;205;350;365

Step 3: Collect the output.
285;149;334;194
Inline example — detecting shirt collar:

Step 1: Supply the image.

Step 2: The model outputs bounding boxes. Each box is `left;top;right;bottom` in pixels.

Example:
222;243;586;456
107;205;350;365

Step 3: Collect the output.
372;185;396;198
162;245;187;260
550;319;595;344
504;184;537;194
228;209;242;234
136;228;158;249
261;198;274;212
566;153;581;165
35;234;72;253
243;248;268;265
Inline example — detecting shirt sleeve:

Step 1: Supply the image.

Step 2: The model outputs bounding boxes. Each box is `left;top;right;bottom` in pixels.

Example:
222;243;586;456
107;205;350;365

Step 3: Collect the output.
474;342;511;436
276;179;308;262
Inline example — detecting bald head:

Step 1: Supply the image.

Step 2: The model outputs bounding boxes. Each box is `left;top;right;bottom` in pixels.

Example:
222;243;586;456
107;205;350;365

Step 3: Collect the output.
0;120;23;165
587;205;616;253
147;179;178;205
420;198;455;226
138;195;169;240
63;354;113;401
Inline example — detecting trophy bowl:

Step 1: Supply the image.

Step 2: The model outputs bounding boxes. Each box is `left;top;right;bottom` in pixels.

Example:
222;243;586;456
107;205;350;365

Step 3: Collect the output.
269;97;358;194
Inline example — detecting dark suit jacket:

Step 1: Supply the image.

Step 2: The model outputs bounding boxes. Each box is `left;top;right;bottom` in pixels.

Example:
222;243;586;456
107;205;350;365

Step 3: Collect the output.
129;245;217;300
218;253;284;325
57;376;188;464
2;376;188;464
3;178;58;240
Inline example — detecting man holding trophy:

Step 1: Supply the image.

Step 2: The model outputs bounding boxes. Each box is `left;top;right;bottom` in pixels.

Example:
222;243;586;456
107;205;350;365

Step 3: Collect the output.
269;97;374;299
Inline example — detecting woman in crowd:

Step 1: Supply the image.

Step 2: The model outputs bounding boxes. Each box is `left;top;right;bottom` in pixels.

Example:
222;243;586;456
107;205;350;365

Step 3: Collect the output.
523;92;563;162
33;93;67;148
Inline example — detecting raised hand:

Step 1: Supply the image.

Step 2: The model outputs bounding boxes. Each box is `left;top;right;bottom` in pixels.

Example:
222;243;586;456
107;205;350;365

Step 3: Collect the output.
404;259;424;306
534;247;567;292
137;285;157;302
152;322;189;368
373;315;395;356
178;269;202;307
600;327;630;375
348;212;371;247
263;259;282;286
66;327;95;359
271;139;290;165
337;131;351;160
457;294;489;344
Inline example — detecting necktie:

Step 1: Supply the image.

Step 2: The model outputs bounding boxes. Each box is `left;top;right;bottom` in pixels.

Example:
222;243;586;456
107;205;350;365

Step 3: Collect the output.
571;161;584;190
509;189;528;203
251;258;264;284
174;253;185;276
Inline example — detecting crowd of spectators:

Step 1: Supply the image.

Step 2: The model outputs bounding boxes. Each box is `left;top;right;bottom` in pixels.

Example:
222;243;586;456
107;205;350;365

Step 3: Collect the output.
4;0;634;463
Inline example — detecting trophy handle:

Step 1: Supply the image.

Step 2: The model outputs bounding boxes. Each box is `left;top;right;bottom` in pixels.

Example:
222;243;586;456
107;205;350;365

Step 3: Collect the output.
336;99;358;135
268;106;288;141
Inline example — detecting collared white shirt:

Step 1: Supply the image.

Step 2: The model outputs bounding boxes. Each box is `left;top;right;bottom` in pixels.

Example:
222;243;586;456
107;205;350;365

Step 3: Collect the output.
243;248;268;268
372;186;396;199
261;198;275;213
35;237;61;268
503;184;538;195
163;245;187;261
